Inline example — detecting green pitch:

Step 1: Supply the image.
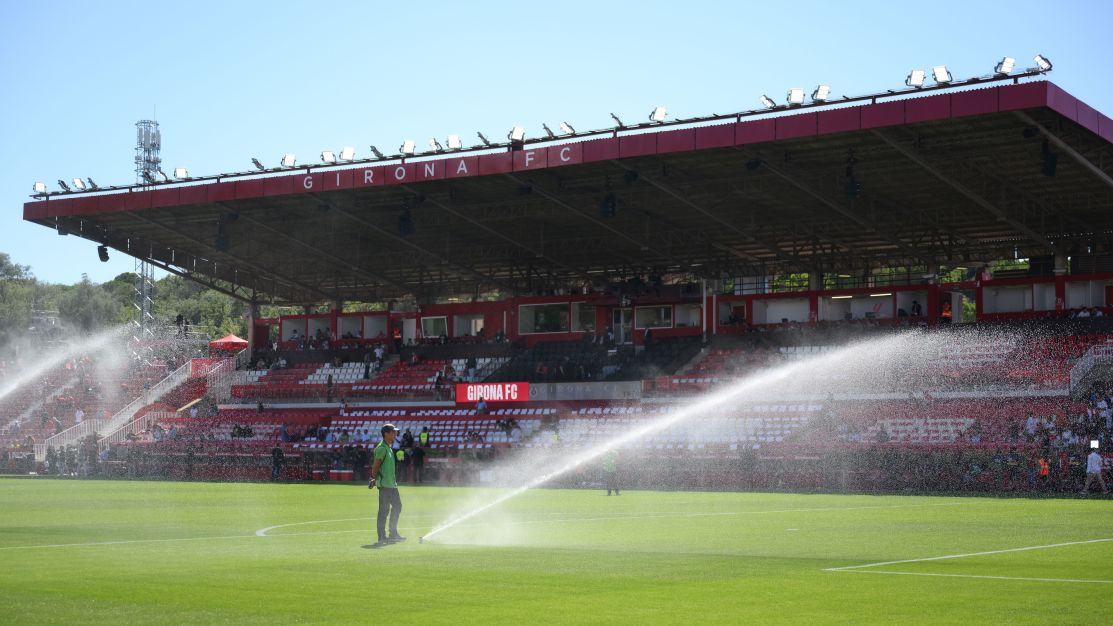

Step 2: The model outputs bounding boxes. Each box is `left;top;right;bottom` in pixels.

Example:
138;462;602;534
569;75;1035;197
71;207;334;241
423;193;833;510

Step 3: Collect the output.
2;478;1111;624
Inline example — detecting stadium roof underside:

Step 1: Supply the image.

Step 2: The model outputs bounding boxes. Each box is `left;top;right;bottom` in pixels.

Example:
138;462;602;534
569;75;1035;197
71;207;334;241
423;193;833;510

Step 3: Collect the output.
24;81;1113;305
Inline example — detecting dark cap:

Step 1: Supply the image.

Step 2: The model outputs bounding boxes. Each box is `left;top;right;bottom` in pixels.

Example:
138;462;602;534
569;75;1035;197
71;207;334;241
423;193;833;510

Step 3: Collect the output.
381;423;397;435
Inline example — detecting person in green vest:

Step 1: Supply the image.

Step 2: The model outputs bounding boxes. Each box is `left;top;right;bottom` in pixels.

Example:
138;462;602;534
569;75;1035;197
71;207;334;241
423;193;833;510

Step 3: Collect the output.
603;449;620;496
395;447;408;483
368;424;405;547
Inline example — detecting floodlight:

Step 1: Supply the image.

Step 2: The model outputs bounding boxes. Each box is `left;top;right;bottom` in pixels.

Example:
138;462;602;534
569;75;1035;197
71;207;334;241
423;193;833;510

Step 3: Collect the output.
280;154;296;168
251;158;265;171
429;138;444;152
57;180;71;191
995;57;1016;74
339;147;356;161
542;123;556;138
610;113;625;127
932;65;952;84
508;127;525;142
321;150;337;164
86;178;99;190
33;181;46;193
97;245;109;262
174;167;189;179
72;178;86;190
649;106;667;123
400;140;416;155
446;135;462;150
905;69;926;87
369;145;385;159
559;122;575;135
1033;54;1052;71
759;95;776;109
812;85;831;102
477;132;492;147
786;89;805;105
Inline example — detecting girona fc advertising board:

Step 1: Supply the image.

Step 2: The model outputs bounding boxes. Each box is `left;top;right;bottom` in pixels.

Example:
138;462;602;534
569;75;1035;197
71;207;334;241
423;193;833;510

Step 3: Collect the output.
456;382;530;403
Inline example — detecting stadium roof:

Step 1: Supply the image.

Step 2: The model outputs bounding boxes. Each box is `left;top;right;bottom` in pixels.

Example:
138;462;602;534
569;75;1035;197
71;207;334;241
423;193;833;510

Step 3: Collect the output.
23;81;1113;304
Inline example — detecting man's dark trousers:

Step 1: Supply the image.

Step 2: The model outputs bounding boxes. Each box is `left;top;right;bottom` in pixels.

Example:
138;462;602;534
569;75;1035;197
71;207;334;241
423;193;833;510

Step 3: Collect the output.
377;487;402;541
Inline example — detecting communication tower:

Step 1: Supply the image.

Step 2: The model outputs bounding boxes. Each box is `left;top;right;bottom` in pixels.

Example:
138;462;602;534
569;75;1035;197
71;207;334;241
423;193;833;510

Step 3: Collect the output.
133;120;160;352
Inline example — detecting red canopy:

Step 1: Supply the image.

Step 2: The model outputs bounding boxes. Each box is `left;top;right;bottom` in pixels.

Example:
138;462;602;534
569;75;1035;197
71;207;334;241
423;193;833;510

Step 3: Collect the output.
209;334;249;351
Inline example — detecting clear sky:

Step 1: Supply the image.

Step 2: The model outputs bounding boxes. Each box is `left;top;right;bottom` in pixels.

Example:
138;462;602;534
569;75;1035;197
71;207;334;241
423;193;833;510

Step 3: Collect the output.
1;0;1110;284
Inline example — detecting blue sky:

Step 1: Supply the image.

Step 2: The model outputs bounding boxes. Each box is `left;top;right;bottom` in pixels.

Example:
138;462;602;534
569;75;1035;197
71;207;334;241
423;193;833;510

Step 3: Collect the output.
1;0;1110;284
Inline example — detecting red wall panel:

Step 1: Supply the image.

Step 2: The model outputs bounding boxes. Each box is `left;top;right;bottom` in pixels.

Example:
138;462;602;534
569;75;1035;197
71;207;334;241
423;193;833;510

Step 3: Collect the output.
353;167;386;188
234;179;265;199
445;156;479;179
904;94;951;124
547;143;583;167
775;113;818;140
513;148;549;171
735;118;776;144
581;137;620;162
416;160;446;181
123;191;151;212
619;133;657;158
817;107;860;135
656;128;696;154
151;188;181;208
179;185;207;205
951;88;998;118
263;176;294;197
860;100;904;129
207;180;237;199
71;195;100;215
322;169;354;191
1099;114;1113;144
1076;102;1100;135
695;124;734;149
478;152;514;175
997;81;1048;111
1046;84;1078;122
90;193;126;215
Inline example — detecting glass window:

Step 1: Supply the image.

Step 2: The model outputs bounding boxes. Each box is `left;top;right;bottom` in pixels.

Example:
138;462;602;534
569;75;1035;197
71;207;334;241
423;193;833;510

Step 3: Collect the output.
676;304;701;327
421;316;447;338
635;306;672;329
519;304;569;334
572;303;596;332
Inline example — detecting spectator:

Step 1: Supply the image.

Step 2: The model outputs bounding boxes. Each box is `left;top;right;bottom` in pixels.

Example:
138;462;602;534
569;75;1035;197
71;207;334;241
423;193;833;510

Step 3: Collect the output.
1081;447;1108;495
476;396;488;415
271;444;285;480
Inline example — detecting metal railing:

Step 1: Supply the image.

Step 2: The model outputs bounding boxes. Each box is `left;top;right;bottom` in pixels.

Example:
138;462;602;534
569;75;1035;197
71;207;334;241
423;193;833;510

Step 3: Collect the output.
1070;344;1113;391
34;359;193;461
34;419;105;460
98;411;176;449
203;350;249;403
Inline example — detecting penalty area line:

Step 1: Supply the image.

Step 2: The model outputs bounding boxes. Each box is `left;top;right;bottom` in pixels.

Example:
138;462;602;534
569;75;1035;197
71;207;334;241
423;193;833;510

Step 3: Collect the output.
833;569;1113;585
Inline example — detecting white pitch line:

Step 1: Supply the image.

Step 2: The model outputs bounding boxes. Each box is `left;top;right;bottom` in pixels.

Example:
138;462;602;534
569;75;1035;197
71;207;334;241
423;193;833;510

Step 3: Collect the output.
255;501;965;537
835;569;1113;584
0;533;255;551
826;537;1113;571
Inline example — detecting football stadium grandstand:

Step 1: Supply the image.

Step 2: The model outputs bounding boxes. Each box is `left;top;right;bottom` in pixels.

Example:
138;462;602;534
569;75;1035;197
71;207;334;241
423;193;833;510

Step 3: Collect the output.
7;67;1113;499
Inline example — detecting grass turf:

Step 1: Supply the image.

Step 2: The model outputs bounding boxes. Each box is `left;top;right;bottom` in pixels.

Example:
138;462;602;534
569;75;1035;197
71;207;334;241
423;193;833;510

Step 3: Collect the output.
1;478;1111;624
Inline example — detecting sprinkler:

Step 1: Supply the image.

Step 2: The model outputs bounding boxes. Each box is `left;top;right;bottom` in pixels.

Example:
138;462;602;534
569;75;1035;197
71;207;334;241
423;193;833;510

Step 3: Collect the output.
419;536;424;544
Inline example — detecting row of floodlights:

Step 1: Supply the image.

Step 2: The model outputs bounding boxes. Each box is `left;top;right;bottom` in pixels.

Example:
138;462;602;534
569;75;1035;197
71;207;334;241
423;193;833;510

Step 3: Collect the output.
36;167;191;193
759;55;1051;110
33;57;1052;194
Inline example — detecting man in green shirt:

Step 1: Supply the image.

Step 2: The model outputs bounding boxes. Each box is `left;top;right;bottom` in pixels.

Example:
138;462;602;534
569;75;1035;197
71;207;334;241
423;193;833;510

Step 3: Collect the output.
369;424;405;547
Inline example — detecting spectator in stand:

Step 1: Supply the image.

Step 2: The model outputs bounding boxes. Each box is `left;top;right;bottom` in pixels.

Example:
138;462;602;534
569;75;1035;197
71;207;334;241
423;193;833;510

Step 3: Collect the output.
476;396;488;415
1081;446;1109;495
910;300;923;317
74;408;84;425
189;405;198;419
271;444;285;480
369;424;405;547
466;355;478;382
401;428;414;450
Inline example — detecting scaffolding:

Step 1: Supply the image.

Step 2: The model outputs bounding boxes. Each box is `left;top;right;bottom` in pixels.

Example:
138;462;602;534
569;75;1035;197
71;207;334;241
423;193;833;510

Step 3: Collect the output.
132;120;161;360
